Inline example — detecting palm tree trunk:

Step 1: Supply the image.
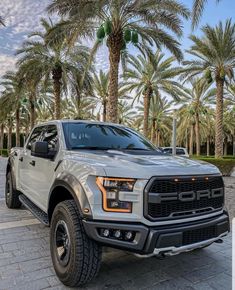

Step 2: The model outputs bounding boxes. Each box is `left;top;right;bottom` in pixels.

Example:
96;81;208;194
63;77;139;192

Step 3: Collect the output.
151;119;156;143
16;107;20;147
25;125;29;137
103;100;107;122
185;128;188;152
195;112;200;156
107;36;122;123
207;136;210;157
0;124;4;150
53;67;63;120
76;93;81;119
233;132;235;156
215;78;224;158
157;131;160;147
224;137;228;156
189;125;194;155
143;94;151;137
29;93;35;131
7;121;12;151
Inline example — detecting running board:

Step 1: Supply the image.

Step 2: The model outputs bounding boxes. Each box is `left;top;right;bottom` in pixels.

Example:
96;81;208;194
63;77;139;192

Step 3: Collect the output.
19;194;49;226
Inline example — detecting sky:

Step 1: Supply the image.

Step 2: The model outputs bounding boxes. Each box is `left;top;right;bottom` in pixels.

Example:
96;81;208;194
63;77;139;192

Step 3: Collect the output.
0;0;234;79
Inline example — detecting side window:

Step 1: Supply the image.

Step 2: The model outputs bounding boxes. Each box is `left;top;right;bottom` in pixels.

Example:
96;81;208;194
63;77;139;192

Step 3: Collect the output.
26;127;44;150
42;125;59;152
176;149;185;155
164;148;172;154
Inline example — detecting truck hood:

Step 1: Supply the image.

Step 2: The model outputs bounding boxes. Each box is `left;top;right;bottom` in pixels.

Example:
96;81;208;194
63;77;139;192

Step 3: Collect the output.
68;150;220;179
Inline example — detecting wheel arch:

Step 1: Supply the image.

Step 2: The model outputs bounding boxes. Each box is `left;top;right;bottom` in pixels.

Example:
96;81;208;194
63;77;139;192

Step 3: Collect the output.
6;157;17;190
6;157;12;175
48;173;92;223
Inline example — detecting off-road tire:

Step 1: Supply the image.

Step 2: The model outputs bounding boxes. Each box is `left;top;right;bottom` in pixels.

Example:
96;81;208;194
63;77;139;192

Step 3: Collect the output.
5;172;21;209
50;200;102;287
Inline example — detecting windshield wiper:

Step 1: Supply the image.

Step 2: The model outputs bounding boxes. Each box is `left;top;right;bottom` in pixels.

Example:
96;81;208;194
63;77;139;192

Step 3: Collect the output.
70;146;111;150
123;148;153;151
70;147;155;151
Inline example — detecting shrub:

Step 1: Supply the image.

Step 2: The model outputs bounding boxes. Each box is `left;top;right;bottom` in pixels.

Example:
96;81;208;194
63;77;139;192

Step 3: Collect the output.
193;156;235;176
0;149;9;157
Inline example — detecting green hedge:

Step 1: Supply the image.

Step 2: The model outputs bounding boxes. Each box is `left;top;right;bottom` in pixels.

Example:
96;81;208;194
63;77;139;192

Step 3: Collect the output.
193;155;235;160
192;156;235;176
0;149;9;157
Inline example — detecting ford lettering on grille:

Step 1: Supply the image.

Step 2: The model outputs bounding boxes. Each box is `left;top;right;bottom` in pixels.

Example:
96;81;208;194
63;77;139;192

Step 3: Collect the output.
144;176;224;220
149;188;224;203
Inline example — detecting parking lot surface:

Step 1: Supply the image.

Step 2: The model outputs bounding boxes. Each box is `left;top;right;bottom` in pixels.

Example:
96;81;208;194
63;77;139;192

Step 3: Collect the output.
0;157;233;290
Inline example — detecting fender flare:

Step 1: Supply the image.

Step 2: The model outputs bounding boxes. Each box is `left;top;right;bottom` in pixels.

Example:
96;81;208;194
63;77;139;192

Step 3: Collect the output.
48;172;93;220
6;157;17;191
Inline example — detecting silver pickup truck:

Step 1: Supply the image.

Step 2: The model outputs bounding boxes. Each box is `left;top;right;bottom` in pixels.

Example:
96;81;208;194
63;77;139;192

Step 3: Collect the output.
5;120;229;287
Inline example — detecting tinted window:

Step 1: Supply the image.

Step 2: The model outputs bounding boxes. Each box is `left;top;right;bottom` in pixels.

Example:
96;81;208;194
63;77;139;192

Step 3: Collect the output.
26;127;44;150
42;125;58;152
63;123;158;151
176;149;185;155
163;148;172;154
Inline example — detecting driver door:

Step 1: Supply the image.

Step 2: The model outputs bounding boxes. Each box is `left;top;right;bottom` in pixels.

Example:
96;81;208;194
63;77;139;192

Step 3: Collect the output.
18;125;45;207
28;125;59;211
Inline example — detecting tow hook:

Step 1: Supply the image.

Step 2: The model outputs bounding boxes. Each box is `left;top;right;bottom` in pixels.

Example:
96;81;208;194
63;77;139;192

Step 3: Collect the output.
214;239;223;244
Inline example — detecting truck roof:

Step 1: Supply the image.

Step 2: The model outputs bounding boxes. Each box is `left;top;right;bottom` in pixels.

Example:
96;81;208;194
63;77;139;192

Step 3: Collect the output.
36;119;127;128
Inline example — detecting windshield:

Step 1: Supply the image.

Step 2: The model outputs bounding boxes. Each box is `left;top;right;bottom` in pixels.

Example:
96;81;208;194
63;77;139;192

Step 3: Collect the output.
63;123;158;151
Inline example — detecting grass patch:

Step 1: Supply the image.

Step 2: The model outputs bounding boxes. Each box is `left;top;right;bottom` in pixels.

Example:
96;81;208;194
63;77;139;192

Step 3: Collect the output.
192;156;235;176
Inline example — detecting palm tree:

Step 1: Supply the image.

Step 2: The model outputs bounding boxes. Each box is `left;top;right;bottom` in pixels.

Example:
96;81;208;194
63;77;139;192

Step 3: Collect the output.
223;101;235;155
178;79;215;156
123;50;183;136
17;18;92;120
118;101;136;127
226;85;235;103
0;103;6;150
64;96;97;121
93;70;109;122
47;0;190;123
135;96;172;146
182;20;235;158
0;123;4;150
1;71;24;146
192;0;221;29
148;96;172;146
0;15;5;26
0;92;15;150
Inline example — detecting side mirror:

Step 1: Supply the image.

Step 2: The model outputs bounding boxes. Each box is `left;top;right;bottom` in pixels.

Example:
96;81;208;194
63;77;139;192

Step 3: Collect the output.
31;141;49;158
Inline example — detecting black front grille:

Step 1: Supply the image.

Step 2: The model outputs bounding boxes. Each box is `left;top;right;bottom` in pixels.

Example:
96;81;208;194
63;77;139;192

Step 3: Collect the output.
148;197;224;218
145;175;224;220
183;226;217;245
149;177;224;193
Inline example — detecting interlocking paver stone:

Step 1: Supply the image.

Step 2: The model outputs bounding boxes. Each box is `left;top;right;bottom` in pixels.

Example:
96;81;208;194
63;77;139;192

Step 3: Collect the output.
0;157;233;289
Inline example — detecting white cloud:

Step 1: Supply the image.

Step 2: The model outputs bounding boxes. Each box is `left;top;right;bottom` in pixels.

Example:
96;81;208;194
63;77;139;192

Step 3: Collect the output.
0;0;50;79
0;54;16;76
0;0;49;34
0;0;109;79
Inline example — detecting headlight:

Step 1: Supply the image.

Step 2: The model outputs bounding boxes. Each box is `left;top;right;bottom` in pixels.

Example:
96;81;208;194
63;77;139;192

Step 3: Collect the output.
96;177;136;213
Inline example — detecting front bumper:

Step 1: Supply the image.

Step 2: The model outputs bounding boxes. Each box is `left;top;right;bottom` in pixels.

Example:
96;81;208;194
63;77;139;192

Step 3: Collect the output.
83;212;229;255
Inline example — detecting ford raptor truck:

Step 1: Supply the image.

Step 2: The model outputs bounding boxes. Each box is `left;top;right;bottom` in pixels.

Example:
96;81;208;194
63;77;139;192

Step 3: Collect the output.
5;120;230;287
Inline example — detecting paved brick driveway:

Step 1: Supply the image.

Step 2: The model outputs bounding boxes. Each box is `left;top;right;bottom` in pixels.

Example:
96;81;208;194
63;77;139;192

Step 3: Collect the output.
0;157;233;290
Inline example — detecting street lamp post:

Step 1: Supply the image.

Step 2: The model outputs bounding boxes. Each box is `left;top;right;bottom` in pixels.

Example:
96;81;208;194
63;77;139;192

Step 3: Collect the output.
172;109;177;156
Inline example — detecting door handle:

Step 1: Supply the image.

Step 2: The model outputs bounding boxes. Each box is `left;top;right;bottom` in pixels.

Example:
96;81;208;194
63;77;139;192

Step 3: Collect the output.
19;157;23;162
29;160;36;166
